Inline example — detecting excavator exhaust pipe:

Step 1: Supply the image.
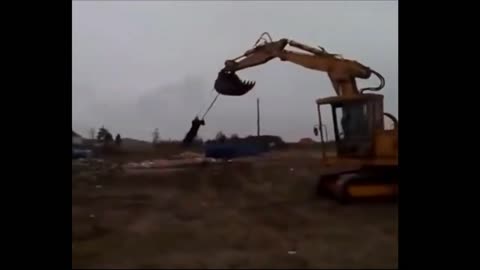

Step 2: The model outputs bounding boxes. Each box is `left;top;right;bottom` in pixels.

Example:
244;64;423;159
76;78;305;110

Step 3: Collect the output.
214;71;256;96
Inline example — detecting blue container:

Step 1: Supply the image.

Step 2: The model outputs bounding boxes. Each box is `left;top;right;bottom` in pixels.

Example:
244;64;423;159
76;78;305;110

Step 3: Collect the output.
204;142;267;159
72;148;93;159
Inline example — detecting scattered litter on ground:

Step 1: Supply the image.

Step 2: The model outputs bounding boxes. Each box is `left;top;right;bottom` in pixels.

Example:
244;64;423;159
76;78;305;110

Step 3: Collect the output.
124;157;216;170
72;158;121;180
73;148;398;268
123;168;187;176
173;151;204;159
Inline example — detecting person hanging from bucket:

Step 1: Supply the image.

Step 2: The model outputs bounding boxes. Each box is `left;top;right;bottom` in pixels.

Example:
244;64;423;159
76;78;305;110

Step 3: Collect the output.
182;116;206;146
182;92;219;146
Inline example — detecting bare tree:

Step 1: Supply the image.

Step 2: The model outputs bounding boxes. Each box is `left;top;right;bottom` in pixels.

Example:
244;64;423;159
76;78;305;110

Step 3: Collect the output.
105;133;113;144
215;131;227;142
115;134;122;146
97;126;113;145
152;128;160;145
89;128;96;140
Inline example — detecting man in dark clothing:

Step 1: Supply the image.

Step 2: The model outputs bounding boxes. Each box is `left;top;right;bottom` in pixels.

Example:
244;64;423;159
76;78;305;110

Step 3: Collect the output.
182;116;205;146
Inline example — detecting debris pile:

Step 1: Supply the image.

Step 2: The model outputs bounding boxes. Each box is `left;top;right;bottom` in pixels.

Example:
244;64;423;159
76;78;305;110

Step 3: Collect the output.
124;152;215;170
173;151;204;159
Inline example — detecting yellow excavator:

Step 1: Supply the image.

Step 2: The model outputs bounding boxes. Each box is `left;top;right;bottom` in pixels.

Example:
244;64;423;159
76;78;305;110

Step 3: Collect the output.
214;32;398;203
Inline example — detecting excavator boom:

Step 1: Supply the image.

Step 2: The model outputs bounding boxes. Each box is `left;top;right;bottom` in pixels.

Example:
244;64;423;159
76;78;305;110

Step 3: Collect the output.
214;35;384;97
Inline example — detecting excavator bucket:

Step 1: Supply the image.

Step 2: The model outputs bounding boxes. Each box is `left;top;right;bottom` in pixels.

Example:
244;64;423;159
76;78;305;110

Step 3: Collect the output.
214;71;256;96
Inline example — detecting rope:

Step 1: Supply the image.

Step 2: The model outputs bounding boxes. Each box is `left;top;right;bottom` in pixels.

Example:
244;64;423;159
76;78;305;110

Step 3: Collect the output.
201;93;220;120
195;88;216;117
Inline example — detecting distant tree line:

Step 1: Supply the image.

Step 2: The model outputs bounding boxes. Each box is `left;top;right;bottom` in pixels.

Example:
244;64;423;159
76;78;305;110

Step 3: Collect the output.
95;126;122;146
92;126;286;149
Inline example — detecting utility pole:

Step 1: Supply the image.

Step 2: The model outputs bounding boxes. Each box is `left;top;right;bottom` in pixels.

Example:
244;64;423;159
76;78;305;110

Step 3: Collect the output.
257;98;260;137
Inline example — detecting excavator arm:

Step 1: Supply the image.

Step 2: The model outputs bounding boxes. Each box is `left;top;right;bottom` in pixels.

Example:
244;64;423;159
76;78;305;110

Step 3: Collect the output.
214;33;385;97
221;38;289;72
213;38;288;96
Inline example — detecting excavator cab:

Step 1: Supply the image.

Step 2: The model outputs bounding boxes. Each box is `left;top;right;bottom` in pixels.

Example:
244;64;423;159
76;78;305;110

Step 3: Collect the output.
316;93;385;159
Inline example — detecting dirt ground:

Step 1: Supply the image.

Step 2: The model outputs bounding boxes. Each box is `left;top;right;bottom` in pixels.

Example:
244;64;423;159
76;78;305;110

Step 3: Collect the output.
72;150;397;269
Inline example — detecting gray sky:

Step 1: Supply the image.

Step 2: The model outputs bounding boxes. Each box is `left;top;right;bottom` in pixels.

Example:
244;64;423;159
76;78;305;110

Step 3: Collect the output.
72;0;398;142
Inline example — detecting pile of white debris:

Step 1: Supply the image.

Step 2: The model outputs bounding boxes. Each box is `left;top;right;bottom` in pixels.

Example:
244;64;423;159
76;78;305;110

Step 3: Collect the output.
123;152;216;170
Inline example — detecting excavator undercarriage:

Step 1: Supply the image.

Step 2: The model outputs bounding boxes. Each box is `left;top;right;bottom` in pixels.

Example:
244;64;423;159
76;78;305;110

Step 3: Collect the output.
213;32;398;203
316;165;398;203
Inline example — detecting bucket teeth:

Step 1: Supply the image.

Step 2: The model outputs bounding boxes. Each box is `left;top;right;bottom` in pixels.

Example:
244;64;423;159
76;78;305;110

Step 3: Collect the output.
243;80;256;88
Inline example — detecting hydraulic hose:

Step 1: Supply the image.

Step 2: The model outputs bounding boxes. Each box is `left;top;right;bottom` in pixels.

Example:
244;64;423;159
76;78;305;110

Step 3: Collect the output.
360;69;385;93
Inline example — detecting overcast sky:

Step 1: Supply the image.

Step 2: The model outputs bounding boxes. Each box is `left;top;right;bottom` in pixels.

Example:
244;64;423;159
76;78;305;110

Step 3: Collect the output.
72;0;398;142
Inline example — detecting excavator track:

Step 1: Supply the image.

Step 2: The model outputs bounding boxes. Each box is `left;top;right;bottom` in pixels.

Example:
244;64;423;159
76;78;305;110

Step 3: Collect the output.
316;165;398;203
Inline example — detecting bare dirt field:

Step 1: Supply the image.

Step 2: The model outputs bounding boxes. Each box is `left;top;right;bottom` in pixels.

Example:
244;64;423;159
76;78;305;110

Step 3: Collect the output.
72;149;397;269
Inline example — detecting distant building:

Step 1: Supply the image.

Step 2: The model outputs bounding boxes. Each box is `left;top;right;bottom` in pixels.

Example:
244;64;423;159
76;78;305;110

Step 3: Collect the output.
72;131;83;146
